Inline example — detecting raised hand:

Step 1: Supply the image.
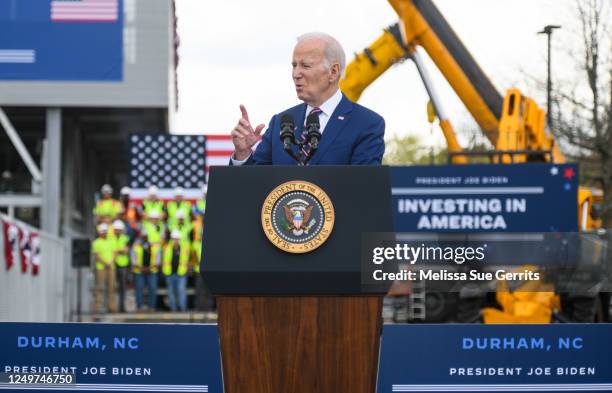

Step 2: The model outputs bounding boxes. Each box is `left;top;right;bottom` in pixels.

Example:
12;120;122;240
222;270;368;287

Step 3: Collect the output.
231;105;265;161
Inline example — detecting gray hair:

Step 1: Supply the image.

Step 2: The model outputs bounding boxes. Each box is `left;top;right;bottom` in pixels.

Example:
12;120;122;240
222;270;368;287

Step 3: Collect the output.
297;32;346;76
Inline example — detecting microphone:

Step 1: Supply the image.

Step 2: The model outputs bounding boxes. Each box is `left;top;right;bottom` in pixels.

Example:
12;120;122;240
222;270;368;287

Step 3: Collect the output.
305;113;321;150
279;114;296;150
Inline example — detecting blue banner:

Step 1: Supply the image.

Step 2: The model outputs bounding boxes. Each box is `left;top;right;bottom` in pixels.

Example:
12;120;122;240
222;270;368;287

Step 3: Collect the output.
378;324;612;392
391;163;578;232
0;0;123;81
0;323;223;392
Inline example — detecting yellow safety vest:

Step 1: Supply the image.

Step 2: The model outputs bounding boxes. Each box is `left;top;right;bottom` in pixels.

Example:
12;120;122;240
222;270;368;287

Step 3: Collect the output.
142;199;164;217
166;200;192;226
142;221;164;244
92;237;115;270
114;234;130;267
192;239;202;273
132;242;160;273
168;222;193;245
162;240;190;276
93;199;122;219
196;199;206;215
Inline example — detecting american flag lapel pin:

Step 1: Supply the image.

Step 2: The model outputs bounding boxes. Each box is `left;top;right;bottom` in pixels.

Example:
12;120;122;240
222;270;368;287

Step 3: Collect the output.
338;116;345;120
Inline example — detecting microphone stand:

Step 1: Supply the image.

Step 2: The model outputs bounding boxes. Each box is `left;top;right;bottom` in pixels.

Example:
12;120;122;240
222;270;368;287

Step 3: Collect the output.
301;122;321;165
280;119;301;164
283;143;301;164
281;123;320;166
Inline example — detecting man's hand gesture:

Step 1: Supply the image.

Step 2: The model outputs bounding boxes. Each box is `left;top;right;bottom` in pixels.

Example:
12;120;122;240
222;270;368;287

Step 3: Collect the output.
231;105;265;161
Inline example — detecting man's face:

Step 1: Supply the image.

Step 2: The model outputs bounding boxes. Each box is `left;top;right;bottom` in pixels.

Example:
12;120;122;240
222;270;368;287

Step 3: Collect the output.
292;40;337;106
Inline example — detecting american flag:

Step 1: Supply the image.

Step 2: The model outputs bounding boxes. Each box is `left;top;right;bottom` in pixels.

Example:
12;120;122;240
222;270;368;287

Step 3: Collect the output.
129;134;207;200
19;226;31;274
2;218;19;271
51;0;119;23
205;135;233;176
128;133;235;200
31;233;41;276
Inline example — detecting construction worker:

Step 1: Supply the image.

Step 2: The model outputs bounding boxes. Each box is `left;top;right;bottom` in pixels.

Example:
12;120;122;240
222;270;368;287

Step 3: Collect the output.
119;186;139;242
142;210;165;249
166;187;192;228
162;230;190;312
141;185;165;221
92;223;117;313
131;230;160;311
93;184;122;224
168;210;193;243
192;211;203;249
191;184;206;310
192;215;209;311
193;184;207;217
112;220;130;313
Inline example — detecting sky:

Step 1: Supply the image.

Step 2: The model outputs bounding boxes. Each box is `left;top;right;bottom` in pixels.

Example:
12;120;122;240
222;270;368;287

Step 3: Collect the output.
172;0;585;149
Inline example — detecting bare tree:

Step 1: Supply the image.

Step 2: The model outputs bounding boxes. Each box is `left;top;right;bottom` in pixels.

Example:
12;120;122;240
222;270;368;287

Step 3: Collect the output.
554;0;612;225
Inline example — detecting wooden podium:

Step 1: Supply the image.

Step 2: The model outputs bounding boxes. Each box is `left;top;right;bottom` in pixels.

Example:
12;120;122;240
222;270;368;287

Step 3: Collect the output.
202;166;393;393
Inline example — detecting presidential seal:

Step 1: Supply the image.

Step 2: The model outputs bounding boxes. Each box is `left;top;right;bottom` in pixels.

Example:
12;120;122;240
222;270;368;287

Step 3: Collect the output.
261;180;335;254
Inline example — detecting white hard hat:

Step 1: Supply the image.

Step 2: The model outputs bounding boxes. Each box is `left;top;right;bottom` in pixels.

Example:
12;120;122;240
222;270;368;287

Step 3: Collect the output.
112;220;125;231
97;223;109;233
148;210;160;219
202;184;208;194
171;230;181;240
175;210;185;219
148;185;159;195
120;186;131;195
174;186;184;196
101;184;113;194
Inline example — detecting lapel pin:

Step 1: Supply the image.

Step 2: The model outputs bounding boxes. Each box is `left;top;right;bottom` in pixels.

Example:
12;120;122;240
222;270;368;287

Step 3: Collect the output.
338;116;345;120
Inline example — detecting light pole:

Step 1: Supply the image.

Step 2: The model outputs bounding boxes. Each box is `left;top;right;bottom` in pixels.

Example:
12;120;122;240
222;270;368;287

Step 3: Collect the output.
538;25;561;129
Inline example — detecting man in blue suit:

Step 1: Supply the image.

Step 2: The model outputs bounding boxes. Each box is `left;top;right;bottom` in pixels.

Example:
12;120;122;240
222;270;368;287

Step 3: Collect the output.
230;32;385;165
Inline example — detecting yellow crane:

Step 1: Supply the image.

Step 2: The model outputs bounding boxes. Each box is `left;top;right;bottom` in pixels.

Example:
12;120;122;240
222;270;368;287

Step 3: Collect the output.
341;0;563;163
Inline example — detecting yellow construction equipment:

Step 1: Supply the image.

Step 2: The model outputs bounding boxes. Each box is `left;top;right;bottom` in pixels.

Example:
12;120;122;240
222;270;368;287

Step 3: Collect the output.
482;265;561;324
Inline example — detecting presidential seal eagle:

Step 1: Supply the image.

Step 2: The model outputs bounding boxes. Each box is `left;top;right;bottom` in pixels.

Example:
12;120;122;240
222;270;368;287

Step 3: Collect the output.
283;204;315;236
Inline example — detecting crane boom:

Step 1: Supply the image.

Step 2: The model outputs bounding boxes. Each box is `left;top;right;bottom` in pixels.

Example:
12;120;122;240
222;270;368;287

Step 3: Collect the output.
340;24;467;163
340;24;409;102
388;0;502;146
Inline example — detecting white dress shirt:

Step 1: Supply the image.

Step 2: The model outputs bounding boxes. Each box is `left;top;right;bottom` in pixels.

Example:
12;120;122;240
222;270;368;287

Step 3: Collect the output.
231;89;343;165
304;88;343;134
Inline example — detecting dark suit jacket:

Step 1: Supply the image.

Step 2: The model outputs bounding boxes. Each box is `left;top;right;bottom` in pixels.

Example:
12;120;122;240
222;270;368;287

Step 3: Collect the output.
236;94;385;165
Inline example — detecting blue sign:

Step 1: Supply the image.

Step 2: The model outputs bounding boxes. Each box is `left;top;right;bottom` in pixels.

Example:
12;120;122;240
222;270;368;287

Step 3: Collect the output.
378;324;612;392
0;323;223;392
391;163;578;232
0;0;123;81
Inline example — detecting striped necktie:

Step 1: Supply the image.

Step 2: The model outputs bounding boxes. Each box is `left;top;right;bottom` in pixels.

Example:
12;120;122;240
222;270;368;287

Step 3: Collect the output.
301;107;322;157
